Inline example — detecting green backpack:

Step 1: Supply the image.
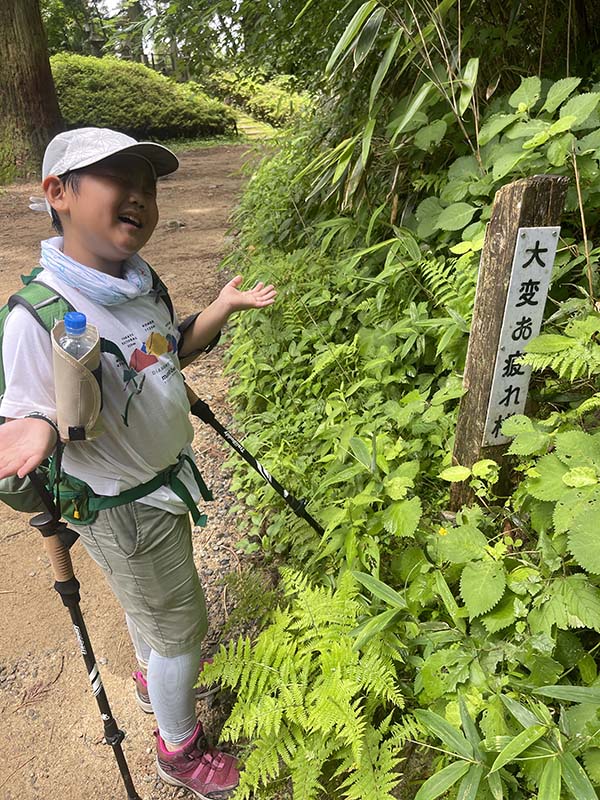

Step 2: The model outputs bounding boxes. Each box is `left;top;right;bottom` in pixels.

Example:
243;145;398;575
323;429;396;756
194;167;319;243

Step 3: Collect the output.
0;267;176;518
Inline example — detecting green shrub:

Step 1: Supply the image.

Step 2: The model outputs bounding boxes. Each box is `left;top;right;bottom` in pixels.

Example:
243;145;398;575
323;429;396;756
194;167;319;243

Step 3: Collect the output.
196;70;312;127
51;54;237;140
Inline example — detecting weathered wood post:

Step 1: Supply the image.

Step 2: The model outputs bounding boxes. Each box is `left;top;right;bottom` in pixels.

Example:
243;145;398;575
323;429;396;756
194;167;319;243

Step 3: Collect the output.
450;174;569;510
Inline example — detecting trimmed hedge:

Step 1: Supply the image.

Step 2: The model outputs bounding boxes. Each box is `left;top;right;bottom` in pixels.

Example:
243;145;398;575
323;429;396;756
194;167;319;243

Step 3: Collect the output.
51;54;237;140
197;71;312;127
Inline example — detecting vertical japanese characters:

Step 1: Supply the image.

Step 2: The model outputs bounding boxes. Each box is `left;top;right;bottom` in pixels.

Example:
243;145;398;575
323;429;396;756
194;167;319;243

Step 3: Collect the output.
482;227;560;446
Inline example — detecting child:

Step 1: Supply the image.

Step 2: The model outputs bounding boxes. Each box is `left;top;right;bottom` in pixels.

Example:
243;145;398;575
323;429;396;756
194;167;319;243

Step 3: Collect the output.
0;127;276;798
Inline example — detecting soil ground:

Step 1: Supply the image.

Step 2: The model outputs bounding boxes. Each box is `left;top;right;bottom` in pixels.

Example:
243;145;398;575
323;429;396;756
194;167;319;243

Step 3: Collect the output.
0;142;261;800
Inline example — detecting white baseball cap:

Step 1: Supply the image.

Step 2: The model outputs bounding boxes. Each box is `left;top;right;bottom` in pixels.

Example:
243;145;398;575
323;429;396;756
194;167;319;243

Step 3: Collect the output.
42;126;179;181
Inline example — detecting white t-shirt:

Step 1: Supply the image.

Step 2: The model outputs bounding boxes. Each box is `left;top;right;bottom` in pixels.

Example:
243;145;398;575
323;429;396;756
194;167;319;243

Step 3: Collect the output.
0;268;201;515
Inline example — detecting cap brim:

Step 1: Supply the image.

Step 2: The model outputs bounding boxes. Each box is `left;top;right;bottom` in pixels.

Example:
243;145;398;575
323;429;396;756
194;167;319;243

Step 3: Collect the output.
65;142;179;178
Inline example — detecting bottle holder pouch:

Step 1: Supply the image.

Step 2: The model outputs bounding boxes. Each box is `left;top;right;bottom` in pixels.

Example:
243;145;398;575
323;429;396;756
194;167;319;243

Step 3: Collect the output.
51;320;103;441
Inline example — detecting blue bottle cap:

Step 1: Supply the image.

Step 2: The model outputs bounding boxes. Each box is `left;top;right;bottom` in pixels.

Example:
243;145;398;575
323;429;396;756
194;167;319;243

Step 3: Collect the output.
64;311;87;335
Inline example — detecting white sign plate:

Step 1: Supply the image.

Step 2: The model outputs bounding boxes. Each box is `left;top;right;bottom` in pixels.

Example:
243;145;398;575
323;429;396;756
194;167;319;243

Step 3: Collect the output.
482;226;560;446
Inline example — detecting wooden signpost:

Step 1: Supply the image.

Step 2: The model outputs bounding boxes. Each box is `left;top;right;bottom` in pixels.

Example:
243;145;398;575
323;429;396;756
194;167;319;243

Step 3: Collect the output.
450;174;569;510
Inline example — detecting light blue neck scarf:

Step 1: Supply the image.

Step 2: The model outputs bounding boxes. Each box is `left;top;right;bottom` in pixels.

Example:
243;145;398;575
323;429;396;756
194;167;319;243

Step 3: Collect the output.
40;237;153;306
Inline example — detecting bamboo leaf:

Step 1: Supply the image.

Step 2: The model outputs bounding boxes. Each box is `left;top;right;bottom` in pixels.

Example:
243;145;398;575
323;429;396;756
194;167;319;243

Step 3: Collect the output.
457;764;484;800
414;760;471;800
415;709;474;759
326;1;377;75
354;6;386;69
560;752;598;800
489;724;547;773
370;29;402;110
459;57;479;116
353;571;407;609
390;82;435;145
361;117;377;167
534;685;600;704
538;757;561;800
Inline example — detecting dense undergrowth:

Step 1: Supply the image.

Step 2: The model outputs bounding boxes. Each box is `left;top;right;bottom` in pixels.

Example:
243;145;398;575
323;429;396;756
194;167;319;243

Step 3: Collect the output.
203;3;600;799
197;71;312;128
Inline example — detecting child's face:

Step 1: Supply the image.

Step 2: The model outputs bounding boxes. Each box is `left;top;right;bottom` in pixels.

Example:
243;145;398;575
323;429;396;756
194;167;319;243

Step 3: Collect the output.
50;153;159;272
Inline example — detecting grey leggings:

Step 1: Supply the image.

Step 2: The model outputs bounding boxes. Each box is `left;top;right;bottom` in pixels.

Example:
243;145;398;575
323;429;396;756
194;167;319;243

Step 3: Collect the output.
127;613;202;744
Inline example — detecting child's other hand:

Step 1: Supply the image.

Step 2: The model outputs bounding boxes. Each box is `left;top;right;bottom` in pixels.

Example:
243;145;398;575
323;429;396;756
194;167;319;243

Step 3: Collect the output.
0;418;57;479
219;275;277;312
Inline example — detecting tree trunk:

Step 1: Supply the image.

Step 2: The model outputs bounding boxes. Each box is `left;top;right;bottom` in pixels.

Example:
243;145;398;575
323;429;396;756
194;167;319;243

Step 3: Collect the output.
0;0;63;183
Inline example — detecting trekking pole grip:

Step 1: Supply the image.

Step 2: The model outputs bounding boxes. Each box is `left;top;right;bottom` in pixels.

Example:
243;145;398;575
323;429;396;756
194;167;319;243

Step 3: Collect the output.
43;532;75;583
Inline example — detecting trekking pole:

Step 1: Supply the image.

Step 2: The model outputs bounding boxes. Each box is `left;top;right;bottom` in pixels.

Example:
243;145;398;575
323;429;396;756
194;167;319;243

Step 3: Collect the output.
185;383;324;536
28;468;142;800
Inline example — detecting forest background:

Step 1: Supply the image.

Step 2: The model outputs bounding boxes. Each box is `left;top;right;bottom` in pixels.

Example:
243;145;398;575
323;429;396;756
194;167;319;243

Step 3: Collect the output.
4;1;600;799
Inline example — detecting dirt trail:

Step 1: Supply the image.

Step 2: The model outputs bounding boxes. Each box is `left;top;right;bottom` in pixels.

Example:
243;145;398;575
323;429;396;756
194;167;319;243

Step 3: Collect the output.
0;143;256;800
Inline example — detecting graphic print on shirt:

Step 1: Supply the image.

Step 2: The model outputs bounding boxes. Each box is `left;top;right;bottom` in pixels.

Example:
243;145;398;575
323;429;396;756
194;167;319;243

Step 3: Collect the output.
107;320;179;426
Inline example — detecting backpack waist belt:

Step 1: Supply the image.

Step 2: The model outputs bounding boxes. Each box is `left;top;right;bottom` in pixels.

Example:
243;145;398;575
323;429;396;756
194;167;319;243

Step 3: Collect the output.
60;453;213;526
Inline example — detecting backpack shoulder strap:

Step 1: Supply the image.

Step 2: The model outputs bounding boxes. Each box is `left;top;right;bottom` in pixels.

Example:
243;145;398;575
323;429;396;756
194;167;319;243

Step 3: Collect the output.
7;281;75;332
148;265;175;325
0;281;74;424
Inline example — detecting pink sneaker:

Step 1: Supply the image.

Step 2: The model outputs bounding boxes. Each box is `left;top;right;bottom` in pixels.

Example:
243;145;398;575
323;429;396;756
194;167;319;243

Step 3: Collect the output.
155;721;239;799
132;659;217;714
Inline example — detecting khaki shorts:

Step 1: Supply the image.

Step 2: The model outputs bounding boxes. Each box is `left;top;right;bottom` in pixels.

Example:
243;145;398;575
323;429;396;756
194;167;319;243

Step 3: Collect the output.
78;501;207;658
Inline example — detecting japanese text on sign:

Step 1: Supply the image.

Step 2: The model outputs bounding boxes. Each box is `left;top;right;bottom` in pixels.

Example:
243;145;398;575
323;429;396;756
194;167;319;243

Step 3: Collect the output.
482;226;560;446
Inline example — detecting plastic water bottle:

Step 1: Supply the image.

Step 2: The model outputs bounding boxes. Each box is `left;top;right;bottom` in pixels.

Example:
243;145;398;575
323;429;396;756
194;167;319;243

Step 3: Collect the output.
59;312;96;360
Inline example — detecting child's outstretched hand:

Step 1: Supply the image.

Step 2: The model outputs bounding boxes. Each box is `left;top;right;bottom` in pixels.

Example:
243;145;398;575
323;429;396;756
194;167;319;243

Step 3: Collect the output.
0;418;57;479
219;275;276;312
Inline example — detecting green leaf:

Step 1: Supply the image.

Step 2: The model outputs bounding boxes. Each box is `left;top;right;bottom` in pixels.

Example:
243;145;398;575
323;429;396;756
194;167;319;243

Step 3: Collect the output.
487;770;504;800
434;570;467;633
414;760;471;800
419;648;473;702
361;117;376;167
436;202;477;231
353;571;407;609
507;430;550;456
489;724;547;773
459;695;482;752
543;77;582;113
555;431;600;468
326;1;377;74
460;561;506;617
349;436;372;470
415;709;474;759
538;757;561;800
471;459;498;478
457;764;483;800
437;525;488;563
501;696;543;728
369;29;402;111
439;465;472;482
534;685;600;704
526;454;569;501
350;607;402;650
509;76;541;110
415;196;443;238
382;497;422;537
561;574;600;631
583;749;600;785
415;120;447;151
481;593;516;633
560;93;600;126
547;133;576;167
390;82;435;145
560;751;598;800
478;113;518;146
492;147;530;180
459;57;479;117
563;466;598;487
353;6;385;69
